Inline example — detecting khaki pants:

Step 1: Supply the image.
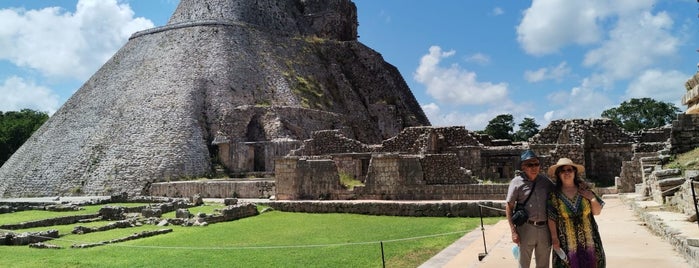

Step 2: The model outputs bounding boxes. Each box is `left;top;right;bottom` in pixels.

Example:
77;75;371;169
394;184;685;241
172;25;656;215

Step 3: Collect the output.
517;222;551;268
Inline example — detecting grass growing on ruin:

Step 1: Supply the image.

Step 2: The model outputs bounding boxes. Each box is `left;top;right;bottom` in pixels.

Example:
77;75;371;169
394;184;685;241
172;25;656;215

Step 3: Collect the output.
665;147;699;172
0;203;149;225
0;204;502;268
339;172;365;190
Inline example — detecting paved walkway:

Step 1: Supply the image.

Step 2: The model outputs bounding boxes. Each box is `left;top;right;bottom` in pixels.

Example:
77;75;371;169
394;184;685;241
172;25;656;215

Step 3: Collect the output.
421;194;697;267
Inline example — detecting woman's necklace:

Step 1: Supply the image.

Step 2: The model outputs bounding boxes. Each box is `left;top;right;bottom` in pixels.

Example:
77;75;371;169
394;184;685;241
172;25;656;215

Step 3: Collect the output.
562;186;578;200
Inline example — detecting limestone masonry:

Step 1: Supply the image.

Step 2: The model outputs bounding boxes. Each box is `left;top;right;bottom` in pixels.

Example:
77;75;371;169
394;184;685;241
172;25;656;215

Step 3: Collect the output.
0;0;429;197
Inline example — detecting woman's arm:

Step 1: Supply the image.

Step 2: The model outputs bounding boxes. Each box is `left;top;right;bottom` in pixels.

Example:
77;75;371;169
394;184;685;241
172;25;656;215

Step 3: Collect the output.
580;189;603;215
548;218;560;250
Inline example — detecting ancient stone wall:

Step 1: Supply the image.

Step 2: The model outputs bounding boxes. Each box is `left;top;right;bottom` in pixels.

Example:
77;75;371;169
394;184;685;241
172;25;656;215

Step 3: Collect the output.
149;180;275;198
671;114;699;154
266;200;506;217
275;155;507;200
292;130;370;156
666;177;699;217
379;126;481;153
421;154;477;184
586;144;634;186
531;119;634;145
619;152;656;193
168;0;357;41
639;127;671;143
478;147;521;181
274;157;300;200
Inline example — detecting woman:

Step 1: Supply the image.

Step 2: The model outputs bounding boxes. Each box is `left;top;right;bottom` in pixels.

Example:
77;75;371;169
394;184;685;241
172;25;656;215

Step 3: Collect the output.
546;158;606;268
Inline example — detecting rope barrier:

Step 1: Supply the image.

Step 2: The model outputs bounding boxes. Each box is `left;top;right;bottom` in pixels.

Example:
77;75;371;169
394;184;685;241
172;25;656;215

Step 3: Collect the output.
477;204;506;213
660;183;683;194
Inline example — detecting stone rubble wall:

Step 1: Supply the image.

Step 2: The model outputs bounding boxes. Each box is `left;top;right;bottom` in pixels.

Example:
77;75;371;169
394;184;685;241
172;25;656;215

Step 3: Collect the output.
0;214;100;230
421;154;477;185
587;144;635;186
275;155;508;200
619;152;656;193
671;114;699;154
266;200;506;217
531;118;634;144
379;126;480;153
646;168;683;204
0;230;59;246
666;177;699;218
292;130;370;156
149;180;275;199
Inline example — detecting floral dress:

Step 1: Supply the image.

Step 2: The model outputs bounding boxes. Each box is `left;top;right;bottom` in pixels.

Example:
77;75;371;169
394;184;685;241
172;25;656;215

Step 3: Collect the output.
547;191;606;268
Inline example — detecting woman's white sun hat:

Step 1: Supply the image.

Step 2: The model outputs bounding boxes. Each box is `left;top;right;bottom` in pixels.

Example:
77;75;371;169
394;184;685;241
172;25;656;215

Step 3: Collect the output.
547;158;585;178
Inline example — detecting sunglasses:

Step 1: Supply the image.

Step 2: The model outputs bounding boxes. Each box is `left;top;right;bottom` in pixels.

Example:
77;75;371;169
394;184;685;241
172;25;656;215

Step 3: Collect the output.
524;162;540;167
559;168;575;173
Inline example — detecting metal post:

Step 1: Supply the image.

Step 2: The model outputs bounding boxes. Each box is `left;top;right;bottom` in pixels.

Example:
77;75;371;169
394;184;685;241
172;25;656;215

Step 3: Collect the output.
380;241;386;268
478;204;488;261
691;181;699;230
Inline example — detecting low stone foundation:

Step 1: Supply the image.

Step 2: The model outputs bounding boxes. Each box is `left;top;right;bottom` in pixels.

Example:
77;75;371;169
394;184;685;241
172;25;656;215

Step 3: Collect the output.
149;179;275;198
266;200;506;217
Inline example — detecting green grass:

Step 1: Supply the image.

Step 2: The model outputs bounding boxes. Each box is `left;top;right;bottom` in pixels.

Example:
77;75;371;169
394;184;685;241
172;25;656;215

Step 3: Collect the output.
0;204;502;268
664;147;699;172
0;203;150;225
339;172;365;190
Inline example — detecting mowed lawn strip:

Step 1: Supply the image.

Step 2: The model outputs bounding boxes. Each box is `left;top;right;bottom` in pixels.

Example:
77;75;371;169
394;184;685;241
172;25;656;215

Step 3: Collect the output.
0;203;502;267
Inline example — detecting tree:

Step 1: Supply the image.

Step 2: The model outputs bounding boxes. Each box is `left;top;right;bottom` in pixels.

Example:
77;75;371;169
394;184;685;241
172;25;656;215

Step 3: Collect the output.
484;114;514;139
0;109;49;166
514;117;540;142
601;98;681;132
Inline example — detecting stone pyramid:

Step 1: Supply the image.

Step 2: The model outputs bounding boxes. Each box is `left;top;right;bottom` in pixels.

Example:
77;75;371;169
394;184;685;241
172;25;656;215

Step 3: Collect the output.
0;0;429;197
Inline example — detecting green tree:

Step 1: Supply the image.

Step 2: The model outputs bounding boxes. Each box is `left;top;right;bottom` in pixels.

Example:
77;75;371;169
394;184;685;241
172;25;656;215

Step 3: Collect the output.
601;98;681;132
0;109;49;166
484;114;514;139
514;117;540;141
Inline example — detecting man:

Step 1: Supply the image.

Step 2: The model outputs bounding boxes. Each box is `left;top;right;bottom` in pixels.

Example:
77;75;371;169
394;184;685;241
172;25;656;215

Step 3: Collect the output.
506;149;554;268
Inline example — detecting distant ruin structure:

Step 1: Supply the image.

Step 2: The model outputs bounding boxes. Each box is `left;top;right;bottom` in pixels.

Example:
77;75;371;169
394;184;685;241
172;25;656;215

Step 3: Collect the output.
0;0;429;197
273;118;676;200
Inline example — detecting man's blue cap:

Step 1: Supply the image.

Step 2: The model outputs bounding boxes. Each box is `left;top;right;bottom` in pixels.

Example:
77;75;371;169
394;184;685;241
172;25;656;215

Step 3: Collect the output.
520;150;538;162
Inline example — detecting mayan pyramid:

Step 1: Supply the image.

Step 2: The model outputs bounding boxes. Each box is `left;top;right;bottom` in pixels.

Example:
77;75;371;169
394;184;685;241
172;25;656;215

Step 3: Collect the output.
0;0;429;197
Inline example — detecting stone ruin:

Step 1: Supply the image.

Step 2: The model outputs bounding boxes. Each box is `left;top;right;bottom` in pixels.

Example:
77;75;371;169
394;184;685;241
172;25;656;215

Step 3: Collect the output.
0;0;429;198
0;194;259;247
272;118;684;201
149;115;699;202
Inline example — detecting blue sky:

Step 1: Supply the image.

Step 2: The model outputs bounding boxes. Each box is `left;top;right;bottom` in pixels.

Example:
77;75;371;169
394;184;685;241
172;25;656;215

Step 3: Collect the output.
0;0;697;131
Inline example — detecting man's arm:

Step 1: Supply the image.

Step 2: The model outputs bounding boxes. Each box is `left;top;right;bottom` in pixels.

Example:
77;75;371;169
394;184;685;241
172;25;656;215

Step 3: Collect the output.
506;201;519;244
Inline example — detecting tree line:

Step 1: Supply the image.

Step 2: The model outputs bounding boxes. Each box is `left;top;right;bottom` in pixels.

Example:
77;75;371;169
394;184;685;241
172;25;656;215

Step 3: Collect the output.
0;109;49;166
480;97;680;141
0;98;682;166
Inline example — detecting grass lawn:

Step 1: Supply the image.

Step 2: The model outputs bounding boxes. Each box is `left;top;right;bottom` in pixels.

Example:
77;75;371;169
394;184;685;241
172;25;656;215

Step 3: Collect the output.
0;203;502;268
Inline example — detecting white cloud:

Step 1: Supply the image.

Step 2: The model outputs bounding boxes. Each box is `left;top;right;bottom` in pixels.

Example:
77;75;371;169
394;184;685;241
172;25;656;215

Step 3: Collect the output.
492;7;504;16
516;0;604;55
465;53;491;65
545;78;613;120
414;46;508;105
625;69;688;106
0;0;154;80
422;103;497;130
516;0;658;56
0;76;60;114
524;62;571;83
583;11;677;80
379;10;392;23
422;100;534;131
